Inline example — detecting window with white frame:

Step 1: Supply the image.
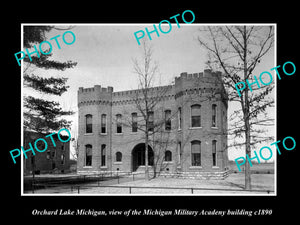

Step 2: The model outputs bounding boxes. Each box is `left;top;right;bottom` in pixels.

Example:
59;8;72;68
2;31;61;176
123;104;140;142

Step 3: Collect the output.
101;114;107;133
164;150;172;161
85;114;93;133
191;140;201;166
116;151;122;162
101;144;106;166
85;144;92;166
191;105;201;127
165;110;171;131
212;140;217;166
116;114;122;133
212;104;217;127
132;112;138;132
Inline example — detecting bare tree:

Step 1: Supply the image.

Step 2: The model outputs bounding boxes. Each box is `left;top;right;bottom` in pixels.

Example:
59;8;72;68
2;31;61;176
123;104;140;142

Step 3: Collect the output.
130;40;161;180
130;41;197;180
122;48;226;179
197;25;275;190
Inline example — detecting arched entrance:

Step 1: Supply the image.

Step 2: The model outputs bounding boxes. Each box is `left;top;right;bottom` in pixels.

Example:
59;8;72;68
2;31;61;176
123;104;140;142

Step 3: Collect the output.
131;143;154;172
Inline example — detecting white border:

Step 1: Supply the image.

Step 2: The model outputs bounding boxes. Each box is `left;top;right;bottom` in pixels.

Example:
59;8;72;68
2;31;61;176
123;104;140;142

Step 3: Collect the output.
20;23;277;197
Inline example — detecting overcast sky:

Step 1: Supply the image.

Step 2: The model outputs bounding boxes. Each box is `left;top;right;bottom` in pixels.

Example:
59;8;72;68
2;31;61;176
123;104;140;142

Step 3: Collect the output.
23;24;275;160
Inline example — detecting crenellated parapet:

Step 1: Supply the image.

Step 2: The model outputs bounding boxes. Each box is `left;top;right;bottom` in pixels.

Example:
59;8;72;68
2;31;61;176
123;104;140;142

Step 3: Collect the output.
174;69;227;105
77;70;227;107
175;69;223;90
78;85;113;107
112;85;174;106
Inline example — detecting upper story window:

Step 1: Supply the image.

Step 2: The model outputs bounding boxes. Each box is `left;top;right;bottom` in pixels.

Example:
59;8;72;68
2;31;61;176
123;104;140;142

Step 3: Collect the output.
148;111;154;132
101;114;107;133
165;110;171;131
132;112;138;132
178;107;182;130
191;104;201;128
85;114;93;133
212;104;217;127
116;114;122;133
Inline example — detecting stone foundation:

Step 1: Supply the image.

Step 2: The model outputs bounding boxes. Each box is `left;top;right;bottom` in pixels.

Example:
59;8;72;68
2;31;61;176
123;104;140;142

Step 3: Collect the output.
77;169;229;180
158;170;229;180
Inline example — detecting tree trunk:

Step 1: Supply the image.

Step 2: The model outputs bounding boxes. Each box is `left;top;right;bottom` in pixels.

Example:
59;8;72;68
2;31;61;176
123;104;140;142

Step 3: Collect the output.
145;132;149;181
243;26;251;190
244;78;251;190
244;117;251;190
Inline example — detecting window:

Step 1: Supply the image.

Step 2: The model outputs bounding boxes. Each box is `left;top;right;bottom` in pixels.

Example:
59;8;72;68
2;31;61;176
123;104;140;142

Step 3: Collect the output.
101;114;107;133
177;141;181;165
132;113;138;132
212;140;217;166
164;150;172;161
178;107;182;130
31;155;35;165
148;111;154;132
191;140;201;166
61;154;65;165
165;110;171;131
85;114;93;133
191;105;201;127
116;151;122;162
212;104;217;127
85;145;92;166
46;150;51;160
101;144;106;166
116;114;122;133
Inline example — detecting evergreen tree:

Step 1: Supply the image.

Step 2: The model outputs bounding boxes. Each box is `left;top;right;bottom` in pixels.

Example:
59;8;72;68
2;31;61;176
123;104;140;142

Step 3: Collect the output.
23;26;77;134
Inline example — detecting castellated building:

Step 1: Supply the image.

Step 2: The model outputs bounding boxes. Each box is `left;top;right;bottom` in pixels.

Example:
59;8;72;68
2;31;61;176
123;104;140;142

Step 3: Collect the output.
77;70;229;179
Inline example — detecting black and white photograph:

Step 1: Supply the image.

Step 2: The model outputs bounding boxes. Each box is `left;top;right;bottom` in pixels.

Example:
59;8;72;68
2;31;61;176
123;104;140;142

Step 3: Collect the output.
4;4;298;225
21;24;276;196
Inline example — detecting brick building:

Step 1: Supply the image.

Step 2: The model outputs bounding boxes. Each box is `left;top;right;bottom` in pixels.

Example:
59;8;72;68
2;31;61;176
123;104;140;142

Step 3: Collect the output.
77;70;229;179
24;131;71;174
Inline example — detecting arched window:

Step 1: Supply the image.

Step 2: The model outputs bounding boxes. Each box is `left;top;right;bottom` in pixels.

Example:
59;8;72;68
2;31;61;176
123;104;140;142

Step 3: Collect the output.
116;114;122;133
191;105;201;127
116;152;122;162
165;110;171;131
85;114;93;133
212;104;217;127
164;150;172;161
101;144;106;166
85;144;92;166
191;140;201;166
132;113;138;132
148;111;154;132
101;114;107;133
178;107;182;130
212;140;217;166
177;141;181;165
